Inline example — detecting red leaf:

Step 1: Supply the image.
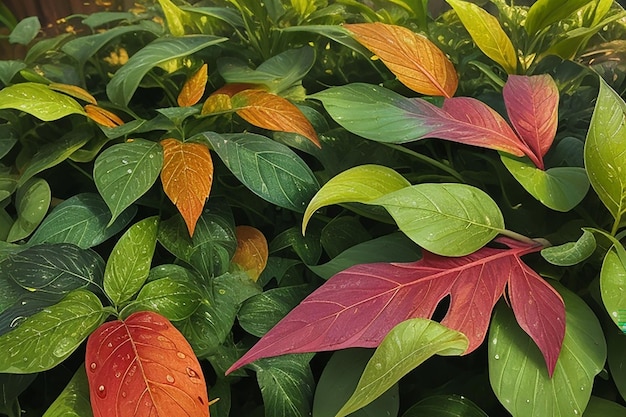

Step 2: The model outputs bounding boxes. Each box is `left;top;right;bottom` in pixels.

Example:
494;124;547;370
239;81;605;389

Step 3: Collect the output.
503;75;559;170
227;240;565;376
85;311;209;417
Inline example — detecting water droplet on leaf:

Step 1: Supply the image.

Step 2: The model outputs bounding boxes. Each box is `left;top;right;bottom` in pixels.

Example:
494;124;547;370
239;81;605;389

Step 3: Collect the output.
97;385;107;399
166;375;175;383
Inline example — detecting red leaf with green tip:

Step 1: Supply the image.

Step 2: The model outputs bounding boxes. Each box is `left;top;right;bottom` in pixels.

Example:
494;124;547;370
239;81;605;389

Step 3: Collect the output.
227;238;565;376
85;311;209;417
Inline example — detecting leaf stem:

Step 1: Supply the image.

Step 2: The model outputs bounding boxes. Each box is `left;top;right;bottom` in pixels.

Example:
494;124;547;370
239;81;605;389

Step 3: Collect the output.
383;143;465;182
498;228;549;247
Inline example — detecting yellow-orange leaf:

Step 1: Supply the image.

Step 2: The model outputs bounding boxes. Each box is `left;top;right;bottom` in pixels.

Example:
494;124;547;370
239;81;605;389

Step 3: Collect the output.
49;83;98;104
85;104;124;127
177;63;208;107
160;138;213;236
231;225;269;281
201;93;233;115
232;89;321;148
345;22;458;98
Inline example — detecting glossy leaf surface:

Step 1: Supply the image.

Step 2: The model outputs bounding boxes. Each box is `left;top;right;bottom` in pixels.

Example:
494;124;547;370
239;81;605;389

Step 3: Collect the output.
402;394;488;417
85;104;124;128
85;311;209;417
178;63;208;107
160;139;213;236
0;83;86;121
122;277;202;321
345;22;457;97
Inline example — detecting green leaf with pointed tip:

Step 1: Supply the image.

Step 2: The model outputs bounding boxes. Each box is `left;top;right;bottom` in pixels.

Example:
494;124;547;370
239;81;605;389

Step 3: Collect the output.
402;394;488;417
0;83;85;121
29;193;137;249
303;164;410;233
601;245;626;329
106;35;226;106
489;283;606;417
198;132;319;213
446;0;517;73
103;216;159;306
584;78;626;226
525;0;593;36
7;178;50;242
94;139;163;225
541;229;596;266
501;154;589;212
0;289;105;373
337;319;468;417
42;366;93;417
121;277;202;321
9;16;40;45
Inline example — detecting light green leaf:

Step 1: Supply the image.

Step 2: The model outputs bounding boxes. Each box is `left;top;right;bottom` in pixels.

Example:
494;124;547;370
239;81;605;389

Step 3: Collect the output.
106;35;226;106
607;328;626;403
601;245;626;330
156;0;189;36
584;78;626;230
121;277;202;321
198;132;320;213
541;229;596;266
181;6;244;29
402;394;488;417
489;284;606;417
103;216;159;306
94;139;163;225
9;17;40;45
7;178;50;242
337;319;468;417
81;11;136;28
525;0;593;35
446;0;517;73
0;289;105;373
42;366;93;417
313;349;400;417
583;396;626;416
303;164;410;233
29;193;137;249
0;83;86;121
501;154;589;212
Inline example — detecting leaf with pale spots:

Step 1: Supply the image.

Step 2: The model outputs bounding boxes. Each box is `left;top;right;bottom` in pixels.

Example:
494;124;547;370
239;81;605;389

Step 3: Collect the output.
231;225;269;281
160;139;214;236
103;217;159;307
178;63;208;107
85;311;209;417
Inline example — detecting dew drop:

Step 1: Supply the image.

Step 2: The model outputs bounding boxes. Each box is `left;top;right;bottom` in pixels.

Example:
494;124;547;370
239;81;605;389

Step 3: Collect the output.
126;169;132;174
53;338;75;358
526;399;530;403
10;316;26;328
574;410;579;415
374;363;382;370
90;362;97;372
218;289;226;295
166;375;175;383
149;154;155;159
494;354;500;360
121;391;127;398
107;342;113;348
186;367;200;379
115;371;121;378
97;385;107;399
122;159;128;164
177;352;186;359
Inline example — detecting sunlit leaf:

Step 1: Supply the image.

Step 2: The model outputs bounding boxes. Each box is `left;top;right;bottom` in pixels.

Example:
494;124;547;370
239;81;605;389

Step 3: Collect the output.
157;0;189;36
345;22;457;97
231;225;268;281
178;63;208;107
0;83;86;121
85;311;209;417
48;83;97;105
525;0;593;35
160;139;213;236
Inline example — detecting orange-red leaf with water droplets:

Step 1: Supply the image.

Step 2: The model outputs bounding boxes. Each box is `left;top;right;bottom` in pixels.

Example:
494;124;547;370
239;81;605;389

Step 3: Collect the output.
231;225;269;282
85;311;210;417
231;89;321;148
345;22;458;98
178;63;208;107
160;139;213;236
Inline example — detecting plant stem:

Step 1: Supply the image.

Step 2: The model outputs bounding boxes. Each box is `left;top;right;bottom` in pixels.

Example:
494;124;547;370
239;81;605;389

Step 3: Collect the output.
499;228;549;247
384;143;465;182
67;160;93;182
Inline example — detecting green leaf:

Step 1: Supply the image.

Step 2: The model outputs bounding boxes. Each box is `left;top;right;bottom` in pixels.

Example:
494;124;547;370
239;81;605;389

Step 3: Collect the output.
607;328;626;403
1;243;105;295
0;61;26;86
0;83;86;121
303;164;410;233
601;245;626;330
0;374;37;417
9;16;40;45
525;0;593;36
253;354;315;417
106;35;226;106
42;366;93;417
103;216;159;306
584;78;626;230
582;396;626;416
337;319;468;417
489;283;606;417
0;289;105;373
313;349;400;417
269;226;322;265
0;293;64;337
181;6;244;29
29;193;137;249
446;0;517;73
81;11;136;28
320;216;371;259
94;139;163;225
541;229;596;266
402;394;488;417
121;277;202;321
7;177;50;242
157;0;191;36
199;132;320;213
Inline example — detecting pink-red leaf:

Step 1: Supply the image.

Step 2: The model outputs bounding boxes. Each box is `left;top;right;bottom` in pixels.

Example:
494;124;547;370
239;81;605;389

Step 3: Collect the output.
227;240;565;376
503;75;559;170
85;311;209;417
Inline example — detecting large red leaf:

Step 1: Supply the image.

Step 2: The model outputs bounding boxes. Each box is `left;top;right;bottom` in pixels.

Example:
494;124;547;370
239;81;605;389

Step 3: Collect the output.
85;311;209;417
503;75;559;170
227;239;565;376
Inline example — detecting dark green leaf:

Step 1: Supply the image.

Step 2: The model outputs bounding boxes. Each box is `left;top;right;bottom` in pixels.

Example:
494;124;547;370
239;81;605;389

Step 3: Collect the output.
7;178;50;242
402;394;488;417
42;366;93;417
81;11;137;28
269;226;322;265
0;61;26;87
0;373;37;417
320;216;371;259
9;17;40;45
582;396;626;416
0;293;64;337
181;6;244;29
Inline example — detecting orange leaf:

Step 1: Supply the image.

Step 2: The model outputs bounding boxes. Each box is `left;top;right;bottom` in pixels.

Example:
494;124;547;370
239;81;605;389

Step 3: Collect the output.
85;104;124;127
231;225;269;281
49;83;98;104
160;138;213;236
345;22;458;98
232;89;321;148
85;311;210;417
177;63;208;107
